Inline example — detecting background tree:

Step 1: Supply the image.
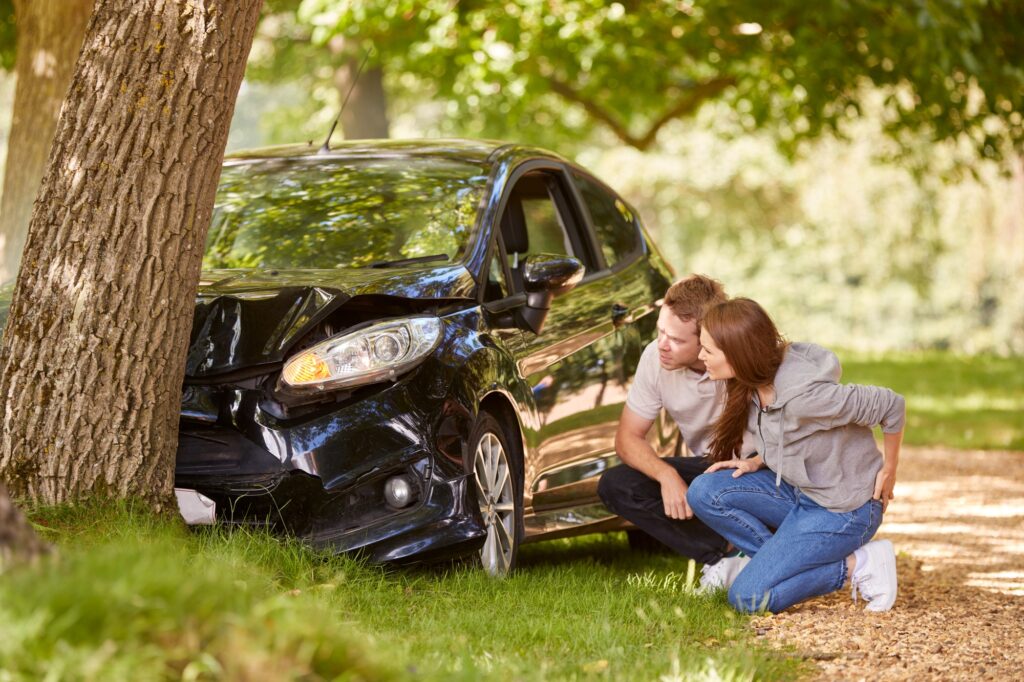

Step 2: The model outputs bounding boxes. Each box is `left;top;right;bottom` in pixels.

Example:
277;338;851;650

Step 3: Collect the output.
246;0;389;141
0;0;263;505
0;0;93;284
274;0;1023;160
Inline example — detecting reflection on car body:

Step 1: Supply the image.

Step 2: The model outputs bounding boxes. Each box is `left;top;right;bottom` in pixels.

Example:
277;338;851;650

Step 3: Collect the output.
171;139;678;575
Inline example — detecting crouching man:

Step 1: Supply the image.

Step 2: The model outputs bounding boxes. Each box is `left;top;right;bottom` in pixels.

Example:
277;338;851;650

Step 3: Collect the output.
598;274;753;591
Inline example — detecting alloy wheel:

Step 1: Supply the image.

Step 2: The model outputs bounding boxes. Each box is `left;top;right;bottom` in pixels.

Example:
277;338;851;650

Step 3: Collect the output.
472;430;517;576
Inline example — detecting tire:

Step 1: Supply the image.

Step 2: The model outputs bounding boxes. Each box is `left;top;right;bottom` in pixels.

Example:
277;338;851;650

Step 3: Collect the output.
467;411;524;577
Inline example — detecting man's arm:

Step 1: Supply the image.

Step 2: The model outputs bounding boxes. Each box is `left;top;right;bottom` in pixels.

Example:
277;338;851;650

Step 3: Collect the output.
615;405;694;520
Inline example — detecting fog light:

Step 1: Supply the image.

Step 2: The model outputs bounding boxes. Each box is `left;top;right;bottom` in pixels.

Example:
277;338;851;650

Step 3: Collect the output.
384;475;416;508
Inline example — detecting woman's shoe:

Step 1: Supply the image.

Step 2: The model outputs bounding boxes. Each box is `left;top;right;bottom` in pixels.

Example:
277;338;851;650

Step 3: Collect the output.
851;539;897;612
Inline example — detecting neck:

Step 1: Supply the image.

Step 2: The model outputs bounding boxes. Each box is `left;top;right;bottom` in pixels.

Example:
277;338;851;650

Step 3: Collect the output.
687;359;707;374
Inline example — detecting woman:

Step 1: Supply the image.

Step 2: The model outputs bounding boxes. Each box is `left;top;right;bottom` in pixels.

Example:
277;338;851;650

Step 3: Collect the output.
686;298;905;614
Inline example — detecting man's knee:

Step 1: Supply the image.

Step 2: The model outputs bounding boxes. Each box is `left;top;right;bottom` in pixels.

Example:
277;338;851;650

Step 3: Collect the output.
597;464;631;508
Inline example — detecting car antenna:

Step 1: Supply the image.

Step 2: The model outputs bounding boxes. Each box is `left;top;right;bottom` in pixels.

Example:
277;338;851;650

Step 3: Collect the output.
318;46;373;154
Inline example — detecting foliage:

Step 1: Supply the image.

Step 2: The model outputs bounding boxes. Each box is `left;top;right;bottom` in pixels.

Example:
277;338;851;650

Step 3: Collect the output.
5;501;803;681
254;0;1024;161
584;102;1024;356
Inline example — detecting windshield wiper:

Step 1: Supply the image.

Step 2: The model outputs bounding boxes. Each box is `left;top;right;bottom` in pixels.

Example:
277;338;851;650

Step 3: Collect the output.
368;254;449;268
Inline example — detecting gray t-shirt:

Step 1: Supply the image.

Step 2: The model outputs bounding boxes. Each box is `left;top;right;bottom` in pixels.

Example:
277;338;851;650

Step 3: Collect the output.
626;341;756;458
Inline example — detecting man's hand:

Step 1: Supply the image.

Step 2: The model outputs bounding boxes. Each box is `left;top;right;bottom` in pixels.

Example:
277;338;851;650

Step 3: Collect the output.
658;471;693;520
705;455;764;478
873;467;896;512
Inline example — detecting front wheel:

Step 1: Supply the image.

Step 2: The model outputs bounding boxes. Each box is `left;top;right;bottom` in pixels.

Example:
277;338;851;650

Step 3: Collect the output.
468;411;523;577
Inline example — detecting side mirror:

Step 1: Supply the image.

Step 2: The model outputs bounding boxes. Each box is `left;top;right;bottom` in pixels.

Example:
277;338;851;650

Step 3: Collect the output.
519;254;585;334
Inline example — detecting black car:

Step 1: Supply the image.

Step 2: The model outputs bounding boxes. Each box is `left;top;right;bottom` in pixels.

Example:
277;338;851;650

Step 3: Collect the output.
156;139;678;575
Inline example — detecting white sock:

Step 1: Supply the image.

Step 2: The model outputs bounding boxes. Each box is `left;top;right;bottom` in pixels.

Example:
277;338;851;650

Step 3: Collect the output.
852;546;870;581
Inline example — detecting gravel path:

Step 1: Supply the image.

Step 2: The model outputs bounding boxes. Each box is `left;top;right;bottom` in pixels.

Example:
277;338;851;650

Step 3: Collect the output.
750;446;1024;681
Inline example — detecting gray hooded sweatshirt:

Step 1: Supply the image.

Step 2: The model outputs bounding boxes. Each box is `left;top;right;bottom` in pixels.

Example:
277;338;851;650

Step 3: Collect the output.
750;343;906;513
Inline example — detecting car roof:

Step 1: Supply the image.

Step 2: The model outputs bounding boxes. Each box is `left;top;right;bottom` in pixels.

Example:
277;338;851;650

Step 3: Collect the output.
223;138;569;167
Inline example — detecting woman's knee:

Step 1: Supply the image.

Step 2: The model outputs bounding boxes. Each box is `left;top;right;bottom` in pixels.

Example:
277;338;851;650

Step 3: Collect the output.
728;573;773;614
686;471;725;514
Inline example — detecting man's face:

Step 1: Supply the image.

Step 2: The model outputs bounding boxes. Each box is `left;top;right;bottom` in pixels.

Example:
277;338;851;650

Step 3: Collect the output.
655;306;703;371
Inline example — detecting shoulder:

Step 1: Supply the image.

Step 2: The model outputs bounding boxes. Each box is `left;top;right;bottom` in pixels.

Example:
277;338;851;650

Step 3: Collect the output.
781;342;842;381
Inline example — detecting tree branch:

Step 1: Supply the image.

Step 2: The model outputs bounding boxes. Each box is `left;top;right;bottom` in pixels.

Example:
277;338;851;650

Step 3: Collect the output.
547;75;736;151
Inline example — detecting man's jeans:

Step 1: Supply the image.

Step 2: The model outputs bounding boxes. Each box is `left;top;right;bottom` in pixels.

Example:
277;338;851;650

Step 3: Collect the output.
598;457;729;565
687;469;883;613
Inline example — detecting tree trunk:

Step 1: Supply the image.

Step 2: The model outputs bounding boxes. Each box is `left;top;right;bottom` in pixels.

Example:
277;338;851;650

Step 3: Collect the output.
334;60;390;140
0;482;49;571
0;0;263;506
0;0;93;284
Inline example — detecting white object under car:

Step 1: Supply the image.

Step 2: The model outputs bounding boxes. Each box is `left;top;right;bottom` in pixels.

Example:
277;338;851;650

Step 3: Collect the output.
174;487;217;525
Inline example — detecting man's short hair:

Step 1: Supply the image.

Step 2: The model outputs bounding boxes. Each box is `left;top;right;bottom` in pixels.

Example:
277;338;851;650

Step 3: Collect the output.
662;274;727;322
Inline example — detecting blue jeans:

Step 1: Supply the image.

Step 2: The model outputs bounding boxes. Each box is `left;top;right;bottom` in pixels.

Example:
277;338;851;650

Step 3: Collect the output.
687;469;883;614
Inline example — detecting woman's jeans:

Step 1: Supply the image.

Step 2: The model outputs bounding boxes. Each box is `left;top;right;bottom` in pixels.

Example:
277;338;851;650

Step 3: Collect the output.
687;469;883;614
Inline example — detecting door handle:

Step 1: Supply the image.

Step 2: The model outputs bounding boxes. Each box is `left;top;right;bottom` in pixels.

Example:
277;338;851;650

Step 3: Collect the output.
611;302;631;328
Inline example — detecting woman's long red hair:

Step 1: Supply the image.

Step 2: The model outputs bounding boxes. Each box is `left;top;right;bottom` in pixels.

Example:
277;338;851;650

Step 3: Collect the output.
702;298;788;462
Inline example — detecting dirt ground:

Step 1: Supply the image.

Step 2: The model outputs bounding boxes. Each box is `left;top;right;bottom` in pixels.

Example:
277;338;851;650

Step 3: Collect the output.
750;446;1024;681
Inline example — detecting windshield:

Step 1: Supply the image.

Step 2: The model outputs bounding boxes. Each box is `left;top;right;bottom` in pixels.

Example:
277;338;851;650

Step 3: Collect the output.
203;157;489;270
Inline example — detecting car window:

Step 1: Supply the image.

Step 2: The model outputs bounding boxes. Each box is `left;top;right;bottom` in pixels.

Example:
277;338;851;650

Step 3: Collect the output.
521;195;573;257
572;172;640;268
204;157;488;270
485;252;510;301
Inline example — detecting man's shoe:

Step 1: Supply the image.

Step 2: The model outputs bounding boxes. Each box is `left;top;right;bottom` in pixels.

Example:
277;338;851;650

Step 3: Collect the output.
698;553;751;593
851;539;898;612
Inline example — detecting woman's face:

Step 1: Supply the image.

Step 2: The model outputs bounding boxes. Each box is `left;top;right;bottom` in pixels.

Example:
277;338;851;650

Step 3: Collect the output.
698;329;736;380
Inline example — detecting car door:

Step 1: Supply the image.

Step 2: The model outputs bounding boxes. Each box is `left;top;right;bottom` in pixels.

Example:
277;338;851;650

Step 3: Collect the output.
493;162;639;536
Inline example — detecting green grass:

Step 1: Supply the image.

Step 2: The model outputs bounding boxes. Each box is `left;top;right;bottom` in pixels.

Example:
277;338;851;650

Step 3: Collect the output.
837;350;1024;451
3;501;804;681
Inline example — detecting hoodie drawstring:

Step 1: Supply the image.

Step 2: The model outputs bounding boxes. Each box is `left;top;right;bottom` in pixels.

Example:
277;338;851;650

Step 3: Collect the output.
775;405;785;487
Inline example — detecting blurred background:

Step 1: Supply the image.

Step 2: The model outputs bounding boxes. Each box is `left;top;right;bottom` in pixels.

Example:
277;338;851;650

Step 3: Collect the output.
1;0;1022;356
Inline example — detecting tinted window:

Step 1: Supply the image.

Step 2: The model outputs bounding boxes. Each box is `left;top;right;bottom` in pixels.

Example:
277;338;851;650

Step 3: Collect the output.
573;173;639;268
521;194;573;257
204;158;488;270
486;253;509;301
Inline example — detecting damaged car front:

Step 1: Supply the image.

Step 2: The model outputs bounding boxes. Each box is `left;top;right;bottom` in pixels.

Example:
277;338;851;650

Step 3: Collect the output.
175;143;499;563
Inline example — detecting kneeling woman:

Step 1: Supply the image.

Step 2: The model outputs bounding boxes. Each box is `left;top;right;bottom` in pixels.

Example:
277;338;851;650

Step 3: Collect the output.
687;299;904;614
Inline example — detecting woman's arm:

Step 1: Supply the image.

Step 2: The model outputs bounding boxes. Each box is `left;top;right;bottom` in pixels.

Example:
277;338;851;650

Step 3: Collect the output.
796;383;906;434
873;429;903;512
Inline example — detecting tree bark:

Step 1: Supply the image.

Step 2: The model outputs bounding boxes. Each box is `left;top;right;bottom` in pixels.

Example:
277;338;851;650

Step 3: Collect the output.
0;0;93;284
0;482;49;571
0;0;263;506
334;60;390;140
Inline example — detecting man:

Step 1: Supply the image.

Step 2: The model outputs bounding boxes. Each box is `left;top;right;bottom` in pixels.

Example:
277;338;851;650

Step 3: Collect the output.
597;274;754;590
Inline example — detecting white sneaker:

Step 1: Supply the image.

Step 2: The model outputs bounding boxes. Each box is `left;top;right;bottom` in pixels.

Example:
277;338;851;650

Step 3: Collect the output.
698;554;751;593
851;539;898;612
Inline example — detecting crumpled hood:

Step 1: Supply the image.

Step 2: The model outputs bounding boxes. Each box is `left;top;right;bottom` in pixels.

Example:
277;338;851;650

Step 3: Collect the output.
185;265;475;378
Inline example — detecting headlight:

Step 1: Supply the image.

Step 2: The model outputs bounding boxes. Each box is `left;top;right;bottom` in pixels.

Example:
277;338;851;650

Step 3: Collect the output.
280;316;443;391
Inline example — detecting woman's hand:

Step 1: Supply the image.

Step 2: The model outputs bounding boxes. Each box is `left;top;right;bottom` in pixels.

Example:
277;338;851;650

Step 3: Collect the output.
873;467;897;512
874;430;903;513
705;455;764;478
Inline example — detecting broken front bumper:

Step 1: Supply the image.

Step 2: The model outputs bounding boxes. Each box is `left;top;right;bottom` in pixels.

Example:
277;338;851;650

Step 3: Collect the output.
175;378;486;563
